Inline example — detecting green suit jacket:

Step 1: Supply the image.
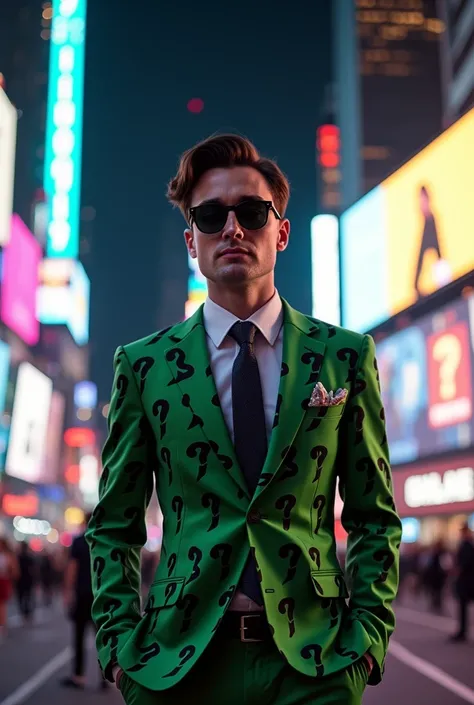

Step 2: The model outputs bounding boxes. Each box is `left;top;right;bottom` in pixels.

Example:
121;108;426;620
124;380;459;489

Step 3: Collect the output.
86;300;401;691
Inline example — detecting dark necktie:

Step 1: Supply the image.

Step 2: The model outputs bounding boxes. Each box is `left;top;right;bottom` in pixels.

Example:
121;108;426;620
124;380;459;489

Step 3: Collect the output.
229;321;267;605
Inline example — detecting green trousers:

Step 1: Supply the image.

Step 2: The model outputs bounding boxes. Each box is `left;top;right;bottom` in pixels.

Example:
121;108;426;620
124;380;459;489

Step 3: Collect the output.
118;633;369;705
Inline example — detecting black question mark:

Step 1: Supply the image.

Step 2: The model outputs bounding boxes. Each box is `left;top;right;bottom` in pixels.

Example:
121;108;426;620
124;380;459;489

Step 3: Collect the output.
93;556;105;589
210;544;233;581
321;597;339;629
128;643;161;672
278;598;296;638
337;347;358;384
171;496;184;535
352;378;367;398
279;446;299;483
92;506;105;529
310;445;328;483
208;440;233;470
281;362;289;376
124;461;144;492
186;546;203;585
313;495;326;535
181;394;204;430
356;456;376;496
301;644;324;677
167;553;177;577
275;495;297;530
152;399;170;439
166;348;195;386
133;417;149;448
373;549;395;583
163;645;196;678
350;405;365;445
115;375;128;410
177;594;199;633
133;357;155;394
301;351;324;385
145;326;172;346
279;544;302;585
202;493;220;531
218;586;235;608
111;548;126;581
334;643;359;661
187;442;212;481
377;457;391;488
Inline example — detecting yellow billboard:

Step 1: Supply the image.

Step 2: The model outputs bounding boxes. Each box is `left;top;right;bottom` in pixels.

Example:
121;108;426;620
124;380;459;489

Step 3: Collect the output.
341;108;474;332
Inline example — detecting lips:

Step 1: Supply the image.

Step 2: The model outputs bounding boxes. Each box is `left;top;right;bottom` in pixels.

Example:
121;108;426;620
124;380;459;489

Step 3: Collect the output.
219;248;250;257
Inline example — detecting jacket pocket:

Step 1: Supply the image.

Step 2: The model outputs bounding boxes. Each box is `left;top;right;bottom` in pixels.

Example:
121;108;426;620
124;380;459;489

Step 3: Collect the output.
311;570;349;598
305;404;345;420
144;577;186;611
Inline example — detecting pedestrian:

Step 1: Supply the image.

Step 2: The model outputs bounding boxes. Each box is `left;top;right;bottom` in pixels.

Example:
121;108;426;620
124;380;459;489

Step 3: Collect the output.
60;514;107;690
423;539;449;614
450;522;474;643
87;134;402;705
15;542;36;625
39;550;55;607
0;536;18;641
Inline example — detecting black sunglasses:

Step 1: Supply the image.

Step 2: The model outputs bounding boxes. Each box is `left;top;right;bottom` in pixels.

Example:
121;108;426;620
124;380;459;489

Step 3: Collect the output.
189;199;281;234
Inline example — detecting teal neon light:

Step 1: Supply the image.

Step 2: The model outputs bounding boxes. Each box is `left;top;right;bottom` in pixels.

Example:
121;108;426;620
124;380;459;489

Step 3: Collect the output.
44;0;87;258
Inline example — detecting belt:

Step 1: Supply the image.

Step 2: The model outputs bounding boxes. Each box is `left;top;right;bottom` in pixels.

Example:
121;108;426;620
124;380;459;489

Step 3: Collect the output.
218;611;273;643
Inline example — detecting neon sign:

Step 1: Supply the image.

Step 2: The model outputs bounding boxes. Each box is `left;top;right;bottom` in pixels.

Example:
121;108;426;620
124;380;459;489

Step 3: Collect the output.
44;0;87;258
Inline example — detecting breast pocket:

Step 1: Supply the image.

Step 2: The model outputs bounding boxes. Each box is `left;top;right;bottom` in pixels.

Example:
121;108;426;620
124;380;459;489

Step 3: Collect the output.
305;404;346;421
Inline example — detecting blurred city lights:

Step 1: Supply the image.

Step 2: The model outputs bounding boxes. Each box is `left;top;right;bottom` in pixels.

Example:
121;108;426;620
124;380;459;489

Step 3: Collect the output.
187;98;204;114
64;506;85;525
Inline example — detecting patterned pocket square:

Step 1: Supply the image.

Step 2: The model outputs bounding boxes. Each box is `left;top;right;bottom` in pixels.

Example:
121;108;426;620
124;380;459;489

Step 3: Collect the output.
308;382;348;408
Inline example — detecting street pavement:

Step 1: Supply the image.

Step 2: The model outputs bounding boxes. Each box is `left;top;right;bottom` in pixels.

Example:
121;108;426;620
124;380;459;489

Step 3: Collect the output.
0;598;473;705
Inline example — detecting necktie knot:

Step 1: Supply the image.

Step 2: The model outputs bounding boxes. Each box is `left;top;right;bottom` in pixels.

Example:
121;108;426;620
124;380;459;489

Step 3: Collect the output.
229;321;257;347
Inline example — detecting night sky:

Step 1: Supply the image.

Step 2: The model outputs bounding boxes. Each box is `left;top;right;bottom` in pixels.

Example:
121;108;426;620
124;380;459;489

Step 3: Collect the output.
82;0;332;400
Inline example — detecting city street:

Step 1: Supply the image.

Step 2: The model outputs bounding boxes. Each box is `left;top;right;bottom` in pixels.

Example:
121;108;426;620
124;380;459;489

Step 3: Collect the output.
1;600;473;705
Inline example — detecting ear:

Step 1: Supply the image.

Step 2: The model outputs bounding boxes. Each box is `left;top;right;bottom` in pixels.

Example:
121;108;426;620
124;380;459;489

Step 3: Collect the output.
276;219;290;252
184;228;197;258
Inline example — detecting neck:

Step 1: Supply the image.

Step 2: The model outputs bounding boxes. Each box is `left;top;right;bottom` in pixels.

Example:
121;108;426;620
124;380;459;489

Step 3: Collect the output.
207;278;276;320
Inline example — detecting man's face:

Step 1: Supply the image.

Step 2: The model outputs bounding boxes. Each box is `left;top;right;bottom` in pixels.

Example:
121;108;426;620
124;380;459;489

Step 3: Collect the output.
184;166;290;288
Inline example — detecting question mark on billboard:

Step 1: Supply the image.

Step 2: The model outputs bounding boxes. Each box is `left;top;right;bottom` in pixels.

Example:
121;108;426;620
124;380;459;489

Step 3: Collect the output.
432;333;462;401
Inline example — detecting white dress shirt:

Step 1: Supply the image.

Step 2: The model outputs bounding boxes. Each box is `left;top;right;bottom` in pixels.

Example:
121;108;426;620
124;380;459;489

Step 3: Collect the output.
202;292;284;611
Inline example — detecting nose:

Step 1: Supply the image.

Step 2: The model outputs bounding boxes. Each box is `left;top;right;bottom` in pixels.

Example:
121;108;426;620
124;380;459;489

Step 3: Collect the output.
221;209;244;240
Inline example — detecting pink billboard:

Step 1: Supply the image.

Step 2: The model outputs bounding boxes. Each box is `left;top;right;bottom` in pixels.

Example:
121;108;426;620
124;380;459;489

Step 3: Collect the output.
1;214;41;345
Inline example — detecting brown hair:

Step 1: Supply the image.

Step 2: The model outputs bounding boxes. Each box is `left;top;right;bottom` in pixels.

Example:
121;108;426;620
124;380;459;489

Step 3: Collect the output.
167;134;290;221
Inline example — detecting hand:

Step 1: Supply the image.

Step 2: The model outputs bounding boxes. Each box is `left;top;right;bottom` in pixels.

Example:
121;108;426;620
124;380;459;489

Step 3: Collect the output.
362;652;374;677
113;667;124;689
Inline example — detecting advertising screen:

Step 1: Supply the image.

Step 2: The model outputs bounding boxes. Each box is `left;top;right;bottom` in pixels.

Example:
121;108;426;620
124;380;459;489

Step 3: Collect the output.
1;215;41;345
40;390;65;484
341;107;474;332
6;363;53;483
311;214;340;325
44;0;87;259
377;294;474;465
0;88;17;246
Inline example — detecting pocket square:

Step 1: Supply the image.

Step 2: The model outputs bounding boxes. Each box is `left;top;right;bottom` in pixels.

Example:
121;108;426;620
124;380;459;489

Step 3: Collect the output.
309;382;348;408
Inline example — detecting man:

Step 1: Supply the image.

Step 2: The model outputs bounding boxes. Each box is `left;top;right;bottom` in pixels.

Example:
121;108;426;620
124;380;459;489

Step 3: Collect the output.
450;522;474;643
87;134;401;704
61;514;107;690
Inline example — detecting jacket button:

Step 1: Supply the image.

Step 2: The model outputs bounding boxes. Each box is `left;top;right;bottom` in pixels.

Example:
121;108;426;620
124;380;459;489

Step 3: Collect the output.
247;509;261;524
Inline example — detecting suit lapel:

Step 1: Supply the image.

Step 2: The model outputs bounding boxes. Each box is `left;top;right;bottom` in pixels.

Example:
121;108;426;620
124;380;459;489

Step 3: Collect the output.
163;307;249;499
251;300;326;505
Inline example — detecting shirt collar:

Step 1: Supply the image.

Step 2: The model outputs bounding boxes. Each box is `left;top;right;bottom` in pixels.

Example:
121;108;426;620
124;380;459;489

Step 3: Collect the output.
203;291;283;349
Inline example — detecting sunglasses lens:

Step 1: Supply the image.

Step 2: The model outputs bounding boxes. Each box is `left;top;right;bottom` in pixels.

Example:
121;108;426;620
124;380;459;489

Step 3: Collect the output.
193;205;227;234
236;201;268;230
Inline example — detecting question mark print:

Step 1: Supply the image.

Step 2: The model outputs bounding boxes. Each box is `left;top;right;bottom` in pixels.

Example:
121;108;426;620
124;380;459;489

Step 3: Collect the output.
166;348;195;386
278;544;302;585
152;399;170;439
313;495;326;535
133;357;155;394
310;445;328;483
93;556;105;589
279;445;299;482
177;594;199;634
115;375;128;410
210;543;232;581
275;495;297;530
161;447;172;485
432;333;462;401
171;496;184;535
336;347;358;384
278;598;296;638
187;442;211;481
301;351;324;385
202;493;221;531
301;644;324;677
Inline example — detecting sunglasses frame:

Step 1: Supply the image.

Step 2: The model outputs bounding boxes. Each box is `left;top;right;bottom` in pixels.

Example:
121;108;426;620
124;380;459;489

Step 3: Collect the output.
189;199;282;234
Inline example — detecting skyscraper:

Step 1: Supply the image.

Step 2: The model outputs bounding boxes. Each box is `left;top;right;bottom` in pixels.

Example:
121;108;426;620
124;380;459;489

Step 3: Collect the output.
438;0;474;124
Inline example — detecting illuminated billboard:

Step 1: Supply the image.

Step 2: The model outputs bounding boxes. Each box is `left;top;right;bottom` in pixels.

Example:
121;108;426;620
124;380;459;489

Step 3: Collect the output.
311;215;340;325
0;341;10;415
37;258;90;345
40;390;66;484
1;215;41;345
44;0;87;259
6;363;53;483
0;87;17;246
185;254;207;319
376;294;474;466
341;107;474;332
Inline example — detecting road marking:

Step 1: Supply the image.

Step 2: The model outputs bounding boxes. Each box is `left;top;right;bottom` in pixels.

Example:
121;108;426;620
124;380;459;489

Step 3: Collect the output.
396;606;455;634
389;640;474;703
0;647;71;705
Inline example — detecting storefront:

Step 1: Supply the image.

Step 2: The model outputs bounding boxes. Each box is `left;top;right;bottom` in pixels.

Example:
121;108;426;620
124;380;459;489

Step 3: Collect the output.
392;452;474;547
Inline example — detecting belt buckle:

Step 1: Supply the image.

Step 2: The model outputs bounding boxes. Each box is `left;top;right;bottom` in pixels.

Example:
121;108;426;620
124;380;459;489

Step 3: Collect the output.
240;614;262;643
